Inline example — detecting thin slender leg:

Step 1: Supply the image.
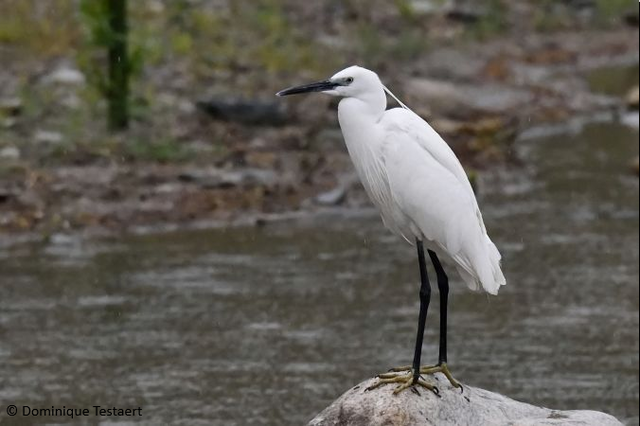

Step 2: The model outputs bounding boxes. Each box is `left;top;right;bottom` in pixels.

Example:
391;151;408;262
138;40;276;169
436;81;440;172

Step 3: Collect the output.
370;249;462;394
427;250;448;365
366;239;438;395
425;249;461;390
412;240;431;383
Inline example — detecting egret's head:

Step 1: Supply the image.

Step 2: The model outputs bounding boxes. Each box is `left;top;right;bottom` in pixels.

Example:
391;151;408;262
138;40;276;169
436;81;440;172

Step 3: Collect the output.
276;65;383;100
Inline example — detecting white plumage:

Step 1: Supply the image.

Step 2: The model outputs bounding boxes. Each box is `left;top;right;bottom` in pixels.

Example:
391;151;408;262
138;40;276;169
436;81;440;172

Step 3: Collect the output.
280;65;506;295
335;66;505;295
277;65;505;393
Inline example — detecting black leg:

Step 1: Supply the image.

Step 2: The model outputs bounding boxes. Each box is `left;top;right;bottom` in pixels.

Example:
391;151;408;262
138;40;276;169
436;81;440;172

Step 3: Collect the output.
428;250;449;365
365;242;452;395
412;239;431;384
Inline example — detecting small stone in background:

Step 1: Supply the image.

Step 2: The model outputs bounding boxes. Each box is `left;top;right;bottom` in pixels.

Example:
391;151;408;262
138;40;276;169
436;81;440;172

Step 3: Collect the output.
44;67;86;86
314;185;346;206
0;97;22;116
1;118;17;128
196;97;287;125
34;130;64;145
60;94;81;109
446;3;487;23
0;146;20;160
621;111;639;130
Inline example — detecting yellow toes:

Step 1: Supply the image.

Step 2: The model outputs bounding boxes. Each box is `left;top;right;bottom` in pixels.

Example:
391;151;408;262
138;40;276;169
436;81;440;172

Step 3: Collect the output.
367;371;439;396
373;363;462;393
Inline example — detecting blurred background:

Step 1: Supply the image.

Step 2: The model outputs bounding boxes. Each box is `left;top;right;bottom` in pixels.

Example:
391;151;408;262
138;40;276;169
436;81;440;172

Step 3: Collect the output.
0;1;638;425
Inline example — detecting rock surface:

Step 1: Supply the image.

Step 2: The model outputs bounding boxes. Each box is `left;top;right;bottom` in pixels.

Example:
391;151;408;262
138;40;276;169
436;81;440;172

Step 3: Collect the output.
43;67;86;86
195;97;287;125
308;375;623;426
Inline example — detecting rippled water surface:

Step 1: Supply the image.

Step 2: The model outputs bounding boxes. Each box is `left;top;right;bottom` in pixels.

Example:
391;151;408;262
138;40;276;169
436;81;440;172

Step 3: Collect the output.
1;120;638;425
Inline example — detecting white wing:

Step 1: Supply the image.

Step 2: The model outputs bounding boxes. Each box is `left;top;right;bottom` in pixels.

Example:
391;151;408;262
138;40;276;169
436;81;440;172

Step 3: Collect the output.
380;108;506;294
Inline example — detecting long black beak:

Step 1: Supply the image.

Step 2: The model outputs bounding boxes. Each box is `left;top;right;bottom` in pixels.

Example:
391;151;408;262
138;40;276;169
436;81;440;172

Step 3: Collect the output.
276;80;338;96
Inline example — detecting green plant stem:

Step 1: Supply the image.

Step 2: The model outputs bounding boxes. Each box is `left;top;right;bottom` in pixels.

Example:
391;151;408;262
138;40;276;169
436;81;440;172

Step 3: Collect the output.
107;0;129;130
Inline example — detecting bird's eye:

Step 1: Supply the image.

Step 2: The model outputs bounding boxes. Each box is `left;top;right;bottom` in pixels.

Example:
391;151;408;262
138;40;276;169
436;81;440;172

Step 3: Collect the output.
345;77;354;84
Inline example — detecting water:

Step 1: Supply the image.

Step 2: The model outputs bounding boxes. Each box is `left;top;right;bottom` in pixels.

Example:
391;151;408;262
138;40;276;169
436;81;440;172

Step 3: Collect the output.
0;119;638;425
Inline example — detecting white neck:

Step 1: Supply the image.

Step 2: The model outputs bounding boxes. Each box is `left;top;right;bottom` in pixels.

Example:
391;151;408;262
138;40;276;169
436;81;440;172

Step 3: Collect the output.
338;97;383;145
337;96;386;186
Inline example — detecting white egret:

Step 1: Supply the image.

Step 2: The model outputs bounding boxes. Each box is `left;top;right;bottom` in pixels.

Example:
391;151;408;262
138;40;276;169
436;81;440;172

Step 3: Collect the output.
277;66;506;395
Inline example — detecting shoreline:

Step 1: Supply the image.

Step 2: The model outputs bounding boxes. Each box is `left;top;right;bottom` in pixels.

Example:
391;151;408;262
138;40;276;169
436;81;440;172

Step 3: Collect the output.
1;109;636;248
1;26;638;239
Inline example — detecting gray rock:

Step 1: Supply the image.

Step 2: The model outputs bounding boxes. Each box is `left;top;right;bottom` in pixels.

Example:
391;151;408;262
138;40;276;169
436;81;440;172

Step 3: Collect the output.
34;130;64;145
404;78;461;116
463;85;533;114
406;0;445;15
1;117;17;128
196;97;287;125
308;375;623;426
0;97;22;116
315;185;347;206
44;67;86;86
404;78;533;117
445;2;488;23
178;167;278;189
621;111;639;130
0;98;19;127
0;146;20;160
0;185;19;203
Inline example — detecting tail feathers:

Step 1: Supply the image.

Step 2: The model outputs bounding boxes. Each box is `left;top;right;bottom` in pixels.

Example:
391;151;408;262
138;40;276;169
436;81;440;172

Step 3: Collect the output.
455;265;481;292
455;236;506;295
481;236;506;295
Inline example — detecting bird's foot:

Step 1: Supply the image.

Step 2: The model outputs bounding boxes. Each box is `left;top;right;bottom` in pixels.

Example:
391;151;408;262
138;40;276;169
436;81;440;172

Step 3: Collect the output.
366;370;439;396
383;363;463;392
